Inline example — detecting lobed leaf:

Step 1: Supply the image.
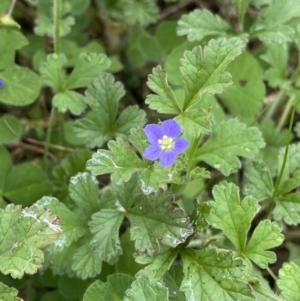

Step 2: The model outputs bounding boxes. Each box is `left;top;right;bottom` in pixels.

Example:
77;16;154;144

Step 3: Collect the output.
146;65;181;114
86;138;145;184
277;262;300;301
208;182;259;251
250;0;300;43
53;90;87;115
83;274;134;301
123;276;168;301
177;9;233;42
244;220;284;268
0;282;22;301
127;193;193;255
180;249;253;301
195;119;265;175
65;53;111;89
181;38;245;111
36;196;87;250
0;204;61;278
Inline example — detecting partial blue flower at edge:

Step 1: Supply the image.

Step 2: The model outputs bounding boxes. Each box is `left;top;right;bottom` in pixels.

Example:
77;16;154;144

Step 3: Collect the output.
143;119;189;167
0;79;4;89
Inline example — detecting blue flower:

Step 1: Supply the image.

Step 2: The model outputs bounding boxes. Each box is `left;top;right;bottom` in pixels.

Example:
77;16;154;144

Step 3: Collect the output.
143;119;190;167
0;79;4;89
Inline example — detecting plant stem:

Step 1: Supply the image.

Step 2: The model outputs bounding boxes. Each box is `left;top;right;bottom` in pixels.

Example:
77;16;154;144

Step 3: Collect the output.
252;285;284;301
7;0;17;16
188;135;202;168
44;0;62;162
53;0;61;54
277;96;293;131
267;98;300;216
264;90;286;121
266;267;278;281
44;107;56;162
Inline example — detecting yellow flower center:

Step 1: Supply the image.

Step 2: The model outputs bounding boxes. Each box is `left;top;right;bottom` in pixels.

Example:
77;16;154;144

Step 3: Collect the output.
158;135;174;150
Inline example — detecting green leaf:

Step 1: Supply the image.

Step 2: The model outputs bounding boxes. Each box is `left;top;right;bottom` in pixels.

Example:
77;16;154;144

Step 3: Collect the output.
4;162;53;206
73;113;109;148
0;204;61;278
164;265;185;301
155;21;184;54
181;38;245;111
0;0;10;14
53;91;86;115
34;1;75;38
250;0;300;43
69;172;101;217
86;138;145;184
65;53;111;89
0;115;22;144
190;202;211;232
277;262;300;301
71;241;104;279
175;108;211;137
140;163;169;195
39;54;67;91
274;194;300;226
219;52;265;123
164;42;198;86
257;120;287;175
244;161;274;201
0;66;42;106
0;146;12;195
260;43;288;88
123;276;168;301
126;193;193;255
36;196;87;250
195;119;265;175
74;73;128;147
114;106;146;139
208;182;260;251
146;66;181;114
122;0;158;27
0;282;22;301
83;274;134;301
117;229;144;276
0;28;28;69
58;275;90;300
136;247;178;280
277;143;300;194
177;9;234;42
89;209;124;263
138;35;164;63
244;220;284;268
180;249;253;301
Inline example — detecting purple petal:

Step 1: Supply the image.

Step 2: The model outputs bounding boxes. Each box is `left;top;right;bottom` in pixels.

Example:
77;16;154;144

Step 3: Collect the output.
143;145;162;161
173;137;190;154
144;124;163;144
159;151;177;167
161;119;181;138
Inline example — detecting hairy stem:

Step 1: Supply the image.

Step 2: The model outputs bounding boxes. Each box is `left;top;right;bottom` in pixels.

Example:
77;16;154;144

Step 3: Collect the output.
252;285;284;301
7;0;17;16
53;0;61;54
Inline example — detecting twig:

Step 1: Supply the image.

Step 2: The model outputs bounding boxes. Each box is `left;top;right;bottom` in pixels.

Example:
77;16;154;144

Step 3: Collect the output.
159;0;194;20
25;137;77;153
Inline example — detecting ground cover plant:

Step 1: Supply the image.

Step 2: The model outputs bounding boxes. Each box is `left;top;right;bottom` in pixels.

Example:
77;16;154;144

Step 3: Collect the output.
0;0;300;300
